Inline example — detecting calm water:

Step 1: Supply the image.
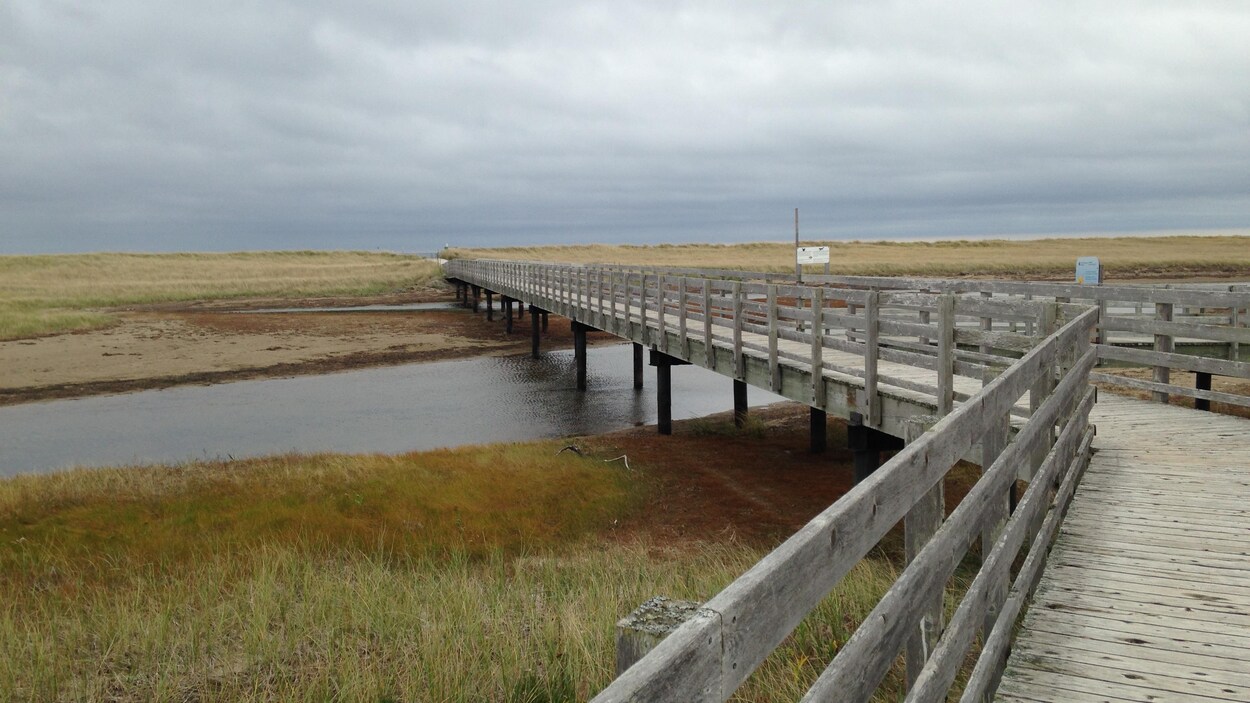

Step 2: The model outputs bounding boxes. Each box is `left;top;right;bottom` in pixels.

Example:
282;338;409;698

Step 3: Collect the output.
0;344;782;477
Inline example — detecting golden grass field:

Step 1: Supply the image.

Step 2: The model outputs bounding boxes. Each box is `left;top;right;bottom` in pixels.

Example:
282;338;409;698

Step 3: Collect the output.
0;433;933;702
451;234;1250;279
0;251;440;340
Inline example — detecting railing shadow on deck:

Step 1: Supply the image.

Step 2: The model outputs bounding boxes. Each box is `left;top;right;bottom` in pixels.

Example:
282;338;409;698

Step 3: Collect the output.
446;259;1111;701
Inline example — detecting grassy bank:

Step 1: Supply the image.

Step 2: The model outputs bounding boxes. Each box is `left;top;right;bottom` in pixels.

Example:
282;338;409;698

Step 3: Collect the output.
451;234;1250;279
0;433;921;702
0;251;441;340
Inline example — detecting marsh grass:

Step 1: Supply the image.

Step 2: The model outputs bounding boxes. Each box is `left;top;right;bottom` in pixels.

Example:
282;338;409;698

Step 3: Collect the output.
0;251;441;339
0;440;938;702
451;234;1250;279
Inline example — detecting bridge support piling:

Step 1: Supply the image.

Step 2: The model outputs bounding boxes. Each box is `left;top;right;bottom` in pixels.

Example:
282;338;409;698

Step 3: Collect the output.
573;321;589;391
632;343;644;390
454;282;463;302
541;311;549;332
650;350;690;435
471;285;480;313
733;380;748;428
1196;371;1212;411
810;408;827;454
503;298;513;334
848;412;904;484
485;291;494;321
530;306;541;359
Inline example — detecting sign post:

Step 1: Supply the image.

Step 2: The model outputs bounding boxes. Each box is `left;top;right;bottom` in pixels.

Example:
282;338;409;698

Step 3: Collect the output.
1075;256;1102;285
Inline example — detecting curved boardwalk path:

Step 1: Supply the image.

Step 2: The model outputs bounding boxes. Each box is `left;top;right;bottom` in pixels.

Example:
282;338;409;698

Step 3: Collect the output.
998;394;1250;702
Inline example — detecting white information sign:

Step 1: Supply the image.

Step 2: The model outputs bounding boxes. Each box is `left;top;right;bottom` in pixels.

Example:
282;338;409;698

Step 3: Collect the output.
797;246;830;265
1075;256;1102;285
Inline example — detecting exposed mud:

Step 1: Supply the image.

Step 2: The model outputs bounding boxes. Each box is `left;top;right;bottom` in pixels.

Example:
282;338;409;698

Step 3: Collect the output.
0;293;614;406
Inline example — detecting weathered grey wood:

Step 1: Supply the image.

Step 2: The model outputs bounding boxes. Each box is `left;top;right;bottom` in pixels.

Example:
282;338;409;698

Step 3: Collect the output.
733;281;744;379
1153;301;1174;403
903;415;942;690
1095;343;1250;379
678;278;689;357
616;597;703;677
937;294;955;415
703;284;714;369
959;429;1094;703
656;275;668;353
1103;311;1250;344
1090;371;1250;408
980;367;1008;645
767;285;780;392
863;290;881;425
811;287;825;408
804;350;1096;703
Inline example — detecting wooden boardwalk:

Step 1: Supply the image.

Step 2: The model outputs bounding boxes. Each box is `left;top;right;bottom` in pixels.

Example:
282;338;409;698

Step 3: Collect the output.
446;260;1250;702
998;394;1250;703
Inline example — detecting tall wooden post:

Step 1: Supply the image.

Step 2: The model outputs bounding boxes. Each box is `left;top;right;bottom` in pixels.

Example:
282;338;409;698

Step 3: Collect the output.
485;291;494;321
733;380;748;428
903;415;943;690
1153;302;1174;403
573;321;588;391
504;298;513;334
471;285;480;314
541;311;549;332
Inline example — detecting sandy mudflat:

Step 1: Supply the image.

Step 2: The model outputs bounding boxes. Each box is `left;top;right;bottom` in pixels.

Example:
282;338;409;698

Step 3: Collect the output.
0;297;588;405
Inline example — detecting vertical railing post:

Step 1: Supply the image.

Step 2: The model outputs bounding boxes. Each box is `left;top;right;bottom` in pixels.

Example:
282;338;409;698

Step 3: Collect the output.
678;278;689;357
937;293;956;415
1231;290;1241;362
732;281;744;380
1153;301;1174;403
903;414;943;691
657;275;668;353
768;285;780;392
979;290;993;356
864;290;880;425
703;282;714;369
623;273;633;339
811;287;825;409
639;274;650;345
980;365;1009;666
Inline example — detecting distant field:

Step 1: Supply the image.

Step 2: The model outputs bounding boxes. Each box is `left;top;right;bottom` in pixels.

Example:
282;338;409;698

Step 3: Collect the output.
0;251;440;339
451;234;1250;279
0;430;917;702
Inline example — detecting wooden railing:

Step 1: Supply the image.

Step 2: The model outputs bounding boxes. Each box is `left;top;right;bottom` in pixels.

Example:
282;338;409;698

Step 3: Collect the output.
452;259;1249;409
445;260;1063;433
445;259;1101;701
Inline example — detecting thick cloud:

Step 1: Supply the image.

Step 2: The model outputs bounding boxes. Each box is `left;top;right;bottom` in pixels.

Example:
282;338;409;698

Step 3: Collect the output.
2;1;1248;253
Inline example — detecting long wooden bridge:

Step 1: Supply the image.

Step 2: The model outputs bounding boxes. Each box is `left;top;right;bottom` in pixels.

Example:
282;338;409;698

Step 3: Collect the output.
446;260;1250;702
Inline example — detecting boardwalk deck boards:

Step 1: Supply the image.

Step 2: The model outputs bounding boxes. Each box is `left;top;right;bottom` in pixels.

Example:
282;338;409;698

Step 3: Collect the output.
997;394;1250;702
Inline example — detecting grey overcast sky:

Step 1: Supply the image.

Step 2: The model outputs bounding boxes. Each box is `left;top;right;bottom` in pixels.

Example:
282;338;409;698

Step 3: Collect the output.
2;1;1249;254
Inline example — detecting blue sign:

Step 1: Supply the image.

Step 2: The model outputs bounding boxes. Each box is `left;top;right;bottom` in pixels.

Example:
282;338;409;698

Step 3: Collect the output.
1075;256;1101;285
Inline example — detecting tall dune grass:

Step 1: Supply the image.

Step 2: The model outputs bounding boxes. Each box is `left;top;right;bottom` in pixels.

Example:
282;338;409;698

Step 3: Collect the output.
0;251;441;339
451;234;1250;279
0;441;931;702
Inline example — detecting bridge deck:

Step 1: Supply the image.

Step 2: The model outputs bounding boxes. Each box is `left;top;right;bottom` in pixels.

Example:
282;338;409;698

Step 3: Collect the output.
997;394;1250;702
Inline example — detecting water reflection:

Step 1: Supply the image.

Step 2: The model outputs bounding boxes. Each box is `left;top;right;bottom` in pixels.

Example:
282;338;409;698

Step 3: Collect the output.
0;344;782;476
